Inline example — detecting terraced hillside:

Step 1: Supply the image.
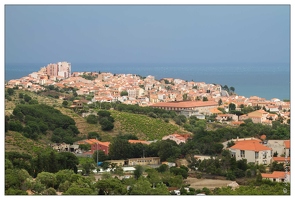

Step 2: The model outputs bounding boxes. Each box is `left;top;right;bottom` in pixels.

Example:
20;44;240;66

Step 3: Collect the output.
110;110;187;140
5;89;63;116
5;131;52;155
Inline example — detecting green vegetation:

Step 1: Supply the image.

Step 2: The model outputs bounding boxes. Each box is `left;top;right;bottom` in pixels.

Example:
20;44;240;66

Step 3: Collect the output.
111;110;179;140
80;72;98;80
213;180;290;195
4;88;291;195
7;103;80;143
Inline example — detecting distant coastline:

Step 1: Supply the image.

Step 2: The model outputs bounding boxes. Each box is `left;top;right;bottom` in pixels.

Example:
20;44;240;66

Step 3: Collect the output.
5;62;290;101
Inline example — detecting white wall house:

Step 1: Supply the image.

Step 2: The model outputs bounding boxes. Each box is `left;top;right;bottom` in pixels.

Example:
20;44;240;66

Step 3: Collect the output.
229;139;272;165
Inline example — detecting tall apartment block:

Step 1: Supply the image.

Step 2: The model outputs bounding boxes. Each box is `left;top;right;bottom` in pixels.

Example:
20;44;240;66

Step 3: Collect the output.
44;61;71;79
57;61;71;78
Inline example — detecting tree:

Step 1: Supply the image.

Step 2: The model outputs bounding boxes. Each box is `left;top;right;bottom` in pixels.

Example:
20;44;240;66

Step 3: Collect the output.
202;96;208;101
156;164;169;173
99;118;114;131
62;100;68;107
229;103;236;111
129;177;152;195
218;99;223;106
24;94;32;102
55;169;75;187
35;172;57;188
230;87;235;92
79;143;91;151
64;185;95;195
56;152;79;173
170;167;188;179
48;85;55;90
79;157;95;175
42;187;57;195
157;140;181;162
270;161;285;172
96;178;127;195
5;159;13;170
227;141;235;148
5;169;31;191
48;151;58;173
86;114;97;124
120;90;128;96
183;93;188;101
87;132;101;140
109;138;132;160
134;165;144;180
19;92;24;98
29;99;39;104
5;188;28;195
97;110;111;118
151;183;170;195
146;168;161;185
7;88;14;96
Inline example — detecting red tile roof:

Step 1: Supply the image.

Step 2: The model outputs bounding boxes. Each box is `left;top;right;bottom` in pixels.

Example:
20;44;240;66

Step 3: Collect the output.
284;140;290;149
151;101;218;108
273;157;290;162
230;139;271;151
261;171;290;179
77;139;110;147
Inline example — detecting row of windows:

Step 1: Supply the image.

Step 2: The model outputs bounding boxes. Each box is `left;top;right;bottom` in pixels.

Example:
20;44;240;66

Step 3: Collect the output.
136;160;152;162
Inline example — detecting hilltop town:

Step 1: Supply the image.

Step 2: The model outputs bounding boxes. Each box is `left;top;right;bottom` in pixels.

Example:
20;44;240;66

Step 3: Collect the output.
5;61;290;126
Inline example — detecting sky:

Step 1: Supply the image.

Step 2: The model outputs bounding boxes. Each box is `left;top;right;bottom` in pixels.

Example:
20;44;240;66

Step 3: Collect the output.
4;4;290;65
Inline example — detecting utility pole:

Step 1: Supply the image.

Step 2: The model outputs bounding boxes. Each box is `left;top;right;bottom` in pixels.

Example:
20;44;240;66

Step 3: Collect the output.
96;138;98;167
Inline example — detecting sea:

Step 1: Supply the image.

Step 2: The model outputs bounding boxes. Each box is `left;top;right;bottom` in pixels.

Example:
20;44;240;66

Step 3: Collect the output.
4;62;290;101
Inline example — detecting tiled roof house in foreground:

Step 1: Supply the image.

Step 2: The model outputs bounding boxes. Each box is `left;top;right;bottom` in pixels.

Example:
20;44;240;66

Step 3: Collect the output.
229;139;272;165
261;171;290;183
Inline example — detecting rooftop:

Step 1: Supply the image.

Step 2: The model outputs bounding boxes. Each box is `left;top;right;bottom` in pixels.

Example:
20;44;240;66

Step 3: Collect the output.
230;139;271;151
151;101;218;108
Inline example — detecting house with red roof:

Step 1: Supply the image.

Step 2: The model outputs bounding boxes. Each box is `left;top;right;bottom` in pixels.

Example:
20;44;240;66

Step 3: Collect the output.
272;157;290;165
162;133;191;145
261;171;290;183
75;139;110;155
229;139;272;165
284;140;290;157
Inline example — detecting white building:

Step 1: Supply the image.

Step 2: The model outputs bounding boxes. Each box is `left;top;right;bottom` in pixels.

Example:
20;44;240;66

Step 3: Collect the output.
229;139;272;165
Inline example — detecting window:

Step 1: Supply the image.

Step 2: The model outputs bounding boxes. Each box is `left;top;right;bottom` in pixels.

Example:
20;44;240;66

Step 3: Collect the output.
263;152;267;159
255;152;259;159
240;150;245;158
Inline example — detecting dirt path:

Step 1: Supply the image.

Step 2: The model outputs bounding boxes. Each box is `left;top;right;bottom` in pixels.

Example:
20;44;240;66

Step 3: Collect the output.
184;177;233;189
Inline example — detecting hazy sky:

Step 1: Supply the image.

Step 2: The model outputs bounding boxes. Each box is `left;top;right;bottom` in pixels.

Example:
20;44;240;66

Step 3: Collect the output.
5;5;290;64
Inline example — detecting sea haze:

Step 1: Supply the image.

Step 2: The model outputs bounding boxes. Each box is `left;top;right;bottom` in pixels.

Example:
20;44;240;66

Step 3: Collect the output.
5;62;290;101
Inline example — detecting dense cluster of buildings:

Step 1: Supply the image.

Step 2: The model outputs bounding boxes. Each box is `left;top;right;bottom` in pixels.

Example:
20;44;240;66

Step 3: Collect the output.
6;62;290;125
